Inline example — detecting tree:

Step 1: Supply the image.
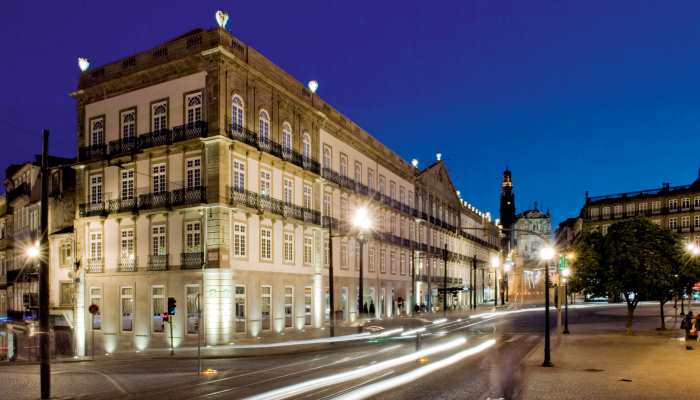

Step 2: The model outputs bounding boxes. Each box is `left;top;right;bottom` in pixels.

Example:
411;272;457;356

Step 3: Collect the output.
569;231;605;299
644;226;682;330
603;218;678;334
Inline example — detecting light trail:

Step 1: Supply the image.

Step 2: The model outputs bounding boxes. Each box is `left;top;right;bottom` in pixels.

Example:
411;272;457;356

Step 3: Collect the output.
230;328;402;349
334;339;497;400
243;337;467;400
400;327;426;337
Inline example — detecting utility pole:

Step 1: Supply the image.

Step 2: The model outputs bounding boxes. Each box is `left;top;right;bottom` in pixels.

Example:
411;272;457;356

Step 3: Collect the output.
543;259;553;367
357;235;365;329
410;246;415;315
39;129;50;400
443;244;448;317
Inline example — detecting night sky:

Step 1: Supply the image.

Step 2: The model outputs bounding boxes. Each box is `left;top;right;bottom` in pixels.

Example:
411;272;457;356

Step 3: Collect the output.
3;1;700;227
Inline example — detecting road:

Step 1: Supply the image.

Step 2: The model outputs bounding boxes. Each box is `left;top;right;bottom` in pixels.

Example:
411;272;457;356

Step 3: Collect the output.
0;303;662;400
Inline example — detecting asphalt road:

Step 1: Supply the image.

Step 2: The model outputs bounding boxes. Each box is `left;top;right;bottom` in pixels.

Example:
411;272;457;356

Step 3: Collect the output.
0;303;660;400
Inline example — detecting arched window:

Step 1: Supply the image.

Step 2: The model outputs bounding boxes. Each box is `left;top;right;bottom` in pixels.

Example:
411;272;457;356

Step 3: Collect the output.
90;118;104;146
232;95;244;130
185;92;202;125
323;146;331;169
302;133;311;160
121;110;136;140
152;102;167;132
282;122;292;154
259;110;270;143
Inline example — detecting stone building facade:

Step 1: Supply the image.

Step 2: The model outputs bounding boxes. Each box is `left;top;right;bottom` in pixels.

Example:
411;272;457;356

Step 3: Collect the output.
509;208;553;305
0;156;76;360
582;172;700;246
70;26;501;355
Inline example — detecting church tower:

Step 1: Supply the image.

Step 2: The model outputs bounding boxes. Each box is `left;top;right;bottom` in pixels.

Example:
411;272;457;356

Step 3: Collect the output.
499;168;516;247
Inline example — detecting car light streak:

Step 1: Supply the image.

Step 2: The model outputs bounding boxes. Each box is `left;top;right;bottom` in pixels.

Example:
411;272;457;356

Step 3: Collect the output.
243;337;467;400
334;339;497;400
232;328;404;349
432;318;448;325
401;327;426;337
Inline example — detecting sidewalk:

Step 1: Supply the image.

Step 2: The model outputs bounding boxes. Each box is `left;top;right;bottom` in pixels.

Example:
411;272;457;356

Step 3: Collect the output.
520;305;697;400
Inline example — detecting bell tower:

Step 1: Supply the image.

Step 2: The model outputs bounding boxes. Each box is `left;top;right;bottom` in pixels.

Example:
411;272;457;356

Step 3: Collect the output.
499;168;516;247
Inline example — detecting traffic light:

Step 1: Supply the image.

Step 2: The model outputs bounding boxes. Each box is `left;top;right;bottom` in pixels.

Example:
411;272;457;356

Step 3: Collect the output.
162;312;169;322
167;297;176;315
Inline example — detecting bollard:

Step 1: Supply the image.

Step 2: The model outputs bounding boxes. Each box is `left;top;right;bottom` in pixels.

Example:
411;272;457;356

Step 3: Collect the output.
416;332;422;351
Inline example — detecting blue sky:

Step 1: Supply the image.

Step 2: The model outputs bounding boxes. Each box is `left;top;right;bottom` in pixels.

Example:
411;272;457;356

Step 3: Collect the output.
2;1;700;226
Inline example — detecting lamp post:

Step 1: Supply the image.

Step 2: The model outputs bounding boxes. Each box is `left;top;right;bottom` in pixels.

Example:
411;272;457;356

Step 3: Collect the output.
490;256;500;308
504;258;513;305
562;267;571;334
681;243;699;316
540;245;555;367
353;207;371;326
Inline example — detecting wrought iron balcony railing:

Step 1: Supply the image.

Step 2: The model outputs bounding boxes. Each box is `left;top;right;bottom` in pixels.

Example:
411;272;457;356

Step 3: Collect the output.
228;186;321;225
118;256;137;272
79;202;108;217
86;258;103;273
172;186;206;206
148;255;168;271
181;252;203;269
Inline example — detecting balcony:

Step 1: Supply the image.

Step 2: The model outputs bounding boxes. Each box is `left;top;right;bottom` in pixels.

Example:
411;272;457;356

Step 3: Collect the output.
79;121;208;162
118;256;137;272
172;186;206;206
229;124;321;175
148;255;168;271
181;252;203;269
79;202;108;217
138;191;171;210
229;186;321;225
86;258;103;273
109;197;138;213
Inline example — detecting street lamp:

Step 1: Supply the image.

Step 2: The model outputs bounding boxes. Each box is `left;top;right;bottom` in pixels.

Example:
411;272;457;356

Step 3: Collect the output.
490;255;500;308
26;242;40;259
353;207;372;325
539;245;555;367
562;266;572;334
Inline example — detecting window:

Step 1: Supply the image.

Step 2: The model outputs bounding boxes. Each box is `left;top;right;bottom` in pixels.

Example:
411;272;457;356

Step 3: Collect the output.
152;286;165;333
302;133;311;160
400;187;405;205
186;158;201;189
151;225;167;256
186;285;200;335
601;207;610;218
323;191;332;217
323;145;332;169
340;196;348;221
121;110;136;139
303;183;312;210
261;285;272;331
233;222;247;257
185;92;203;125
232;158;245;191
303;235;313;265
380;248;386;273
90;174;102;204
60;242;72;267
368;247;375;272
232;95;245;129
282;122;293;154
284;178;293;205
683;198;691;209
90;287;102;330
354;162;362;185
120;229;135;261
379;175;386;195
89;232;102;261
261;227;272;261
152;163;167;193
284;286;294;328
259;110;270;143
121;169;134;199
695;197;700;208
626;203;635;215
304;287;312;326
367;169;374;192
638;203;647;212
151;101;167;131
669;218;678;229
682;216;690;228
235;285;246;333
121;287;134;332
284;232;294;263
390;251;396;274
324;238;329;267
652;201;660;212
340;241;348;269
185;222;201;252
90;118;104;146
390;181;396;200
669;199;679;211
695;215;700;228
339;154;348;178
59;282;73;306
260;170;271;198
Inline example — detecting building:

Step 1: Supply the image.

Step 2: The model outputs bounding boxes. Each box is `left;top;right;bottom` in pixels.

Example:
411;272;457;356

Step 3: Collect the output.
582;172;700;245
509;207;552;305
499;168;516;250
554;217;583;249
0;156;76;360
70;24;500;355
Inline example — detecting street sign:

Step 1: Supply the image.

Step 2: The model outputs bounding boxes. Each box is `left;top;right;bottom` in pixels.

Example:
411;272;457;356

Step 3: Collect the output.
88;304;99;314
558;255;567;272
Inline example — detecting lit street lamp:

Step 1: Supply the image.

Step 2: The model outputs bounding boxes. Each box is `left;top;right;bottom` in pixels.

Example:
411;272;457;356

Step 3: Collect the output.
353;207;372;326
540;245;555;367
490;255;500;308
